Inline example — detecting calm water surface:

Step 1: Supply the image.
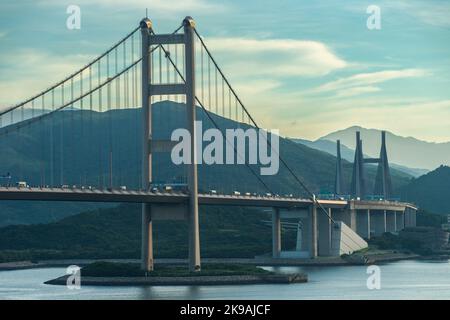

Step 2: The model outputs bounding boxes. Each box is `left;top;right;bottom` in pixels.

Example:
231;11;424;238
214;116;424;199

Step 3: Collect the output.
1;260;450;300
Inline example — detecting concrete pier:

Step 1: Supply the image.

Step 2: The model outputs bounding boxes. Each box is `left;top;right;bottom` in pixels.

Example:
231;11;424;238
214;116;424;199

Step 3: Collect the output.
349;209;357;231
301;214;313;257
311;203;318;258
386;210;397;233
318;208;332;256
272;209;281;258
396;211;404;230
356;209;370;239
371;210;387;236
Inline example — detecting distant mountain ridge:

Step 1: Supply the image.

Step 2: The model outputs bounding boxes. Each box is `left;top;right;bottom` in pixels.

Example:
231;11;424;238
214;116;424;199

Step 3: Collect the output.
319;126;450;171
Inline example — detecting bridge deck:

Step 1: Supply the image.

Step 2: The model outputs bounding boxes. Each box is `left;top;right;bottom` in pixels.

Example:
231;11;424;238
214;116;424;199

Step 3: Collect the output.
0;187;415;210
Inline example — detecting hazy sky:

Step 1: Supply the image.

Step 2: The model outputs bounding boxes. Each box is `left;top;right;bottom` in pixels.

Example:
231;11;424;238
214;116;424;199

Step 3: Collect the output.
0;0;449;142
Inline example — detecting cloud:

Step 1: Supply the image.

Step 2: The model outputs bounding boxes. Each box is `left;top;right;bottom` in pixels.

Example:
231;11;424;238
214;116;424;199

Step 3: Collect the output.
309;69;430;96
0;49;91;109
343;0;450;28
203;37;348;78
387;0;450;28
38;0;226;14
334;86;381;98
0;31;7;38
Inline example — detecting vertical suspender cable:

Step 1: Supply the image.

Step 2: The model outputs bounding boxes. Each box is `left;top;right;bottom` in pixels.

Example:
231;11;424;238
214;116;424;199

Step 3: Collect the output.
80;71;84;186
60;84;64;186
41;95;45;186
208;55;211;109
107;52;113;189
89;65;93;187
98;60;103;188
50;89;55;187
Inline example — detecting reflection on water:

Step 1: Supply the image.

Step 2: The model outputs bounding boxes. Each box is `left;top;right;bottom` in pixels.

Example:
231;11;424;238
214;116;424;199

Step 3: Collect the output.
1;260;450;300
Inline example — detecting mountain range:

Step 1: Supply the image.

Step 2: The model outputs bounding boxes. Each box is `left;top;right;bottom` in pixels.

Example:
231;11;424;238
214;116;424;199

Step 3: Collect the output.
294;138;429;178
319;126;450;171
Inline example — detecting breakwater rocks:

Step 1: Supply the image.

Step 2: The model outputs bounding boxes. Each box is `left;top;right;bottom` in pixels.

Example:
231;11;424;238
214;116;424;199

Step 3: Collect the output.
45;273;307;286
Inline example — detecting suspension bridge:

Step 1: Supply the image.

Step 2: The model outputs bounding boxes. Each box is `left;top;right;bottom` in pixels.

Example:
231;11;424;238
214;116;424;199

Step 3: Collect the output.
0;17;417;272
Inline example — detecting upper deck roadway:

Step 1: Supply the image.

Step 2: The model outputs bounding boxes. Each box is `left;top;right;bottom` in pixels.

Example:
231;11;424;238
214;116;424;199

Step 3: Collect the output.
0;187;417;211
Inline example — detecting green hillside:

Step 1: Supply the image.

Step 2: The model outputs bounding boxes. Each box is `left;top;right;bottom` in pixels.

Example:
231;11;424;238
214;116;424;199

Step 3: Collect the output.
402;165;450;214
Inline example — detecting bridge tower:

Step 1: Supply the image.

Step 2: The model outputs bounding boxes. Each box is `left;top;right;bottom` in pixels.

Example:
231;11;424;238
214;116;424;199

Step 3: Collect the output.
350;130;393;200
374;131;393;199
140;17;201;272
334;140;344;195
351;131;366;199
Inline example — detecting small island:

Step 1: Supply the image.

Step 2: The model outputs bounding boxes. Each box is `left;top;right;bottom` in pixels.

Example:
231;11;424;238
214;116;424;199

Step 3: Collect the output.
45;262;307;286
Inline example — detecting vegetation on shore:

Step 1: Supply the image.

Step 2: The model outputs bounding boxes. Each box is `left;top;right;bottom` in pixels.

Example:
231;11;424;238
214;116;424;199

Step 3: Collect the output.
368;233;433;256
0;205;297;263
81;261;273;277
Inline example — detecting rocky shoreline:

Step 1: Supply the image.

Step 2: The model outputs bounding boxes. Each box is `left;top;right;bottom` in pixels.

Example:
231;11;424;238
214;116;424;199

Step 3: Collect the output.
0;253;428;272
44;273;307;286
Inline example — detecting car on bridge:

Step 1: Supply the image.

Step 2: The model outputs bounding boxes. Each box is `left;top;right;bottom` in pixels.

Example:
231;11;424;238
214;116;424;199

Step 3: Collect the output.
16;181;29;188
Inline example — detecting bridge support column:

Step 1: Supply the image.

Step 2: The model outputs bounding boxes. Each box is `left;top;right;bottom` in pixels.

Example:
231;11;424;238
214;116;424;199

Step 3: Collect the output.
310;201;318;258
301;215;311;252
185;17;201;272
140;18;154;272
272;208;281;258
410;209;417;227
404;208;411;227
356;209;370;239
349;209;357;231
141;204;153;271
332;209;345;224
386;210;396;233
396;211;404;231
371;210;386;237
318;207;332;256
